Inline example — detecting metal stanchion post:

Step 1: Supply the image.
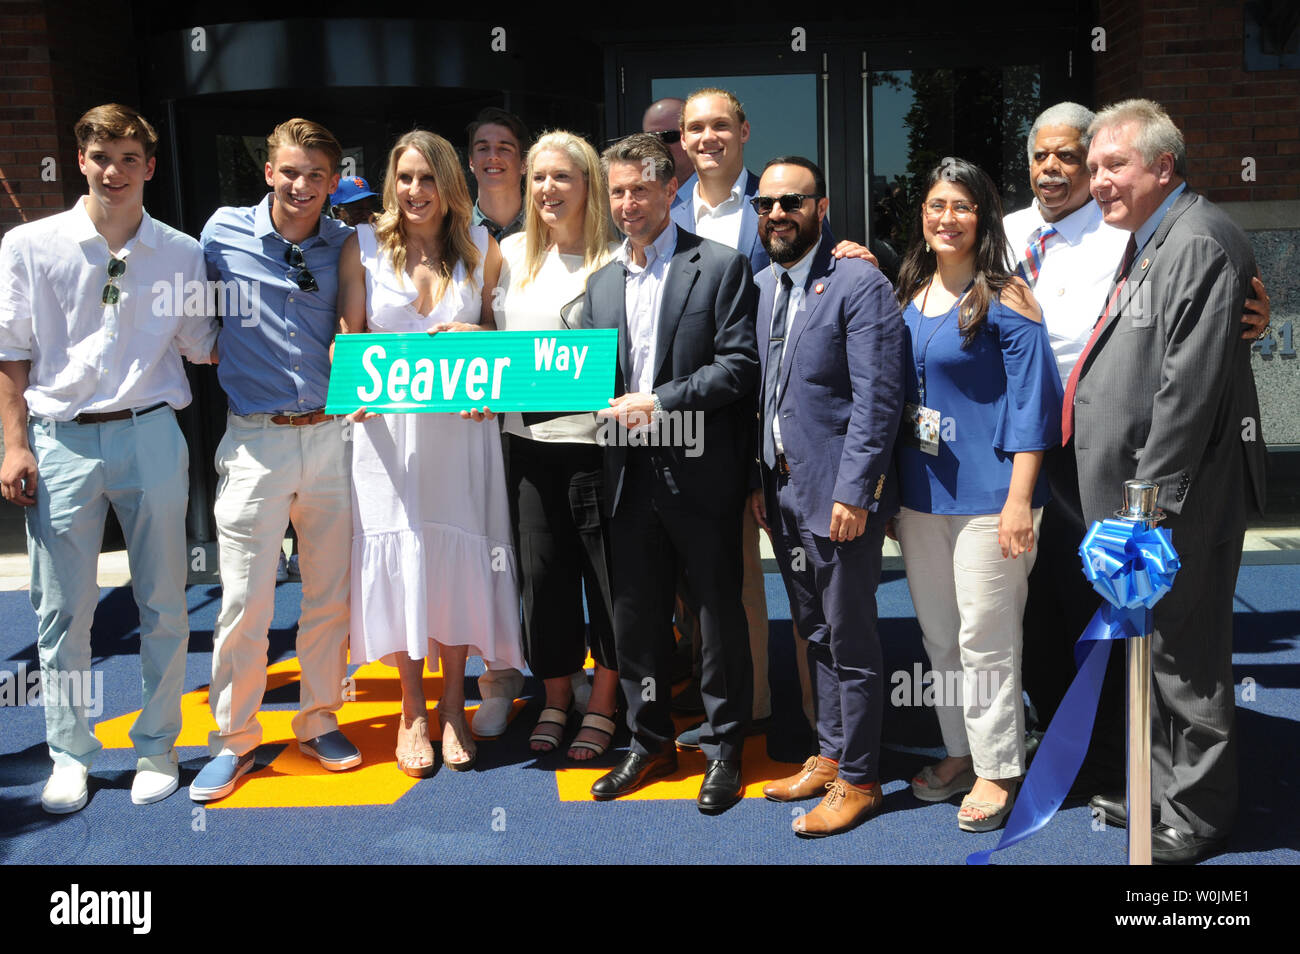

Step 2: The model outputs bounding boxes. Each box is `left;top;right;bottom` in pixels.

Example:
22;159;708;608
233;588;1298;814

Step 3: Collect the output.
1116;479;1161;866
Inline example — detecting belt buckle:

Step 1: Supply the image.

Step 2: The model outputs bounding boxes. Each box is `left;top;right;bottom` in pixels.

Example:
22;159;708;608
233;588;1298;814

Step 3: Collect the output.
776;455;790;478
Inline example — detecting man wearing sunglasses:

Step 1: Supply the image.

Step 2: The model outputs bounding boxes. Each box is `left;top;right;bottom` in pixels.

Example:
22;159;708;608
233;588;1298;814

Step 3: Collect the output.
193;118;360;802
0;104;218;813
641;97;692;186
749;157;904;836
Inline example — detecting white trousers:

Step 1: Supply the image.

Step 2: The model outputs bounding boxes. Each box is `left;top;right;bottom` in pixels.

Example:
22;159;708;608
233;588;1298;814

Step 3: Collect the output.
207;414;352;756
896;506;1042;779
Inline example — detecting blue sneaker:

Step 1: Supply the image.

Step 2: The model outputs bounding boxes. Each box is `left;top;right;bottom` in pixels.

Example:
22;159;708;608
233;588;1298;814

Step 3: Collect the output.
299;730;362;771
190;751;256;802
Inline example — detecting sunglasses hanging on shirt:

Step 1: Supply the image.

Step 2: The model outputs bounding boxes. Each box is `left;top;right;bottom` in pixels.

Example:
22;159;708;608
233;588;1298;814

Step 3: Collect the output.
286;244;318;293
101;256;126;305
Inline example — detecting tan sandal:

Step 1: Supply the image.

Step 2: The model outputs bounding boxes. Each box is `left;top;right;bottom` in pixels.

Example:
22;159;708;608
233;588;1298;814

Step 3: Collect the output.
395;714;435;778
440;711;477;772
529;705;572;754
958;785;1018;832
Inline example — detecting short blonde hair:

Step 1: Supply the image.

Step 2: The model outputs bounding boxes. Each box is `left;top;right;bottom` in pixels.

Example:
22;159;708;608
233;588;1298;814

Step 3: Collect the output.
680;87;747;128
1089;99;1186;177
266;118;342;173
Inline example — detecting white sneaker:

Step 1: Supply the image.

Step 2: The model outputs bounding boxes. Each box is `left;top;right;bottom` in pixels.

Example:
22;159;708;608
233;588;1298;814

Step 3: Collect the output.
41;763;89;814
275;551;288;582
131;750;180;805
472;667;526;738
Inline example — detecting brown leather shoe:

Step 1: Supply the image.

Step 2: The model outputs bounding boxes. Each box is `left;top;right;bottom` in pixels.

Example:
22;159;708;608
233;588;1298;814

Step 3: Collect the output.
792;778;883;837
763;755;838;802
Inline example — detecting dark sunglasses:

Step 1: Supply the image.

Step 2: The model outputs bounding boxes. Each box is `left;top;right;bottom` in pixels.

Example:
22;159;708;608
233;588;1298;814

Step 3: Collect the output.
749;193;822;216
101;256;126;305
285;244;318;293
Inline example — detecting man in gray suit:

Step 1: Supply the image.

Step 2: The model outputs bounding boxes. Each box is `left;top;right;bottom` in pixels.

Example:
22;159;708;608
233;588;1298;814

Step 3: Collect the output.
1072;99;1267;863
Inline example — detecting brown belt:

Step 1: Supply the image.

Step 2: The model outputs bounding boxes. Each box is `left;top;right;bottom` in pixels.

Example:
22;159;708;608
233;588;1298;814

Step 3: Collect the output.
268;410;335;426
74;401;169;424
774;454;791;478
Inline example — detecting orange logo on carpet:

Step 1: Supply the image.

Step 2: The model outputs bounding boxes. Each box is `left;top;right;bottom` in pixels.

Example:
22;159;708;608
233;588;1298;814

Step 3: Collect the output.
94;656;797;806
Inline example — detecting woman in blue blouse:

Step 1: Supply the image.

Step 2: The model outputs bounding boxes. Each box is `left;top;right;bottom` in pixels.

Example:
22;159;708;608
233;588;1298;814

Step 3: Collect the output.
892;158;1063;832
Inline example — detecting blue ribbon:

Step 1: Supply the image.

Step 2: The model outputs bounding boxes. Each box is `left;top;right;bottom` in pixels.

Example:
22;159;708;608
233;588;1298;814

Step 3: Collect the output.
967;519;1179;864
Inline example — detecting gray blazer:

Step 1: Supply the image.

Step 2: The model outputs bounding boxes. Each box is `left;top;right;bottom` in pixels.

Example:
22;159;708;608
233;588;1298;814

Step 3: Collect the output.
1073;189;1267;543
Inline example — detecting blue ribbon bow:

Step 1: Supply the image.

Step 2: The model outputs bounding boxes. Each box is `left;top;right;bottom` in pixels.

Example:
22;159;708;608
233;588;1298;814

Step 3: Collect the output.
967;518;1179;865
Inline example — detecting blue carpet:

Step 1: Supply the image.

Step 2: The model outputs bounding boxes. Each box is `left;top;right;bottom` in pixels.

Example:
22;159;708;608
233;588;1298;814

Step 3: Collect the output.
1;567;1297;865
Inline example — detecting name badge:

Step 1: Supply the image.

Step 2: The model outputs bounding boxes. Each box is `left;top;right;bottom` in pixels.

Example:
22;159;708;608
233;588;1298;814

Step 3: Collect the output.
903;402;941;456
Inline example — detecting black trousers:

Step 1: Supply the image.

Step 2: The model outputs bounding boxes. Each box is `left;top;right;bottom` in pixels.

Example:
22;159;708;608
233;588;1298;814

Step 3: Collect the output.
505;433;616;679
1022;442;1123;782
610;449;751;760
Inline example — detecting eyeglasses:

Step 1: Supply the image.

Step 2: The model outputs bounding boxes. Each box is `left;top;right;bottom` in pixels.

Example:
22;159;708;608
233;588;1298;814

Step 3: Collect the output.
650;130;680;145
922;199;978;219
749;193;821;216
286;244;318;292
101;256;126;305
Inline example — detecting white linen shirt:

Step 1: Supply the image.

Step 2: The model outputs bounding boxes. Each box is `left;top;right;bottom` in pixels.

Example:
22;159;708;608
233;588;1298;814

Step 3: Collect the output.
0;198;217;420
1004;199;1130;387
769;235;822;456
691;168;748;250
616;222;677;396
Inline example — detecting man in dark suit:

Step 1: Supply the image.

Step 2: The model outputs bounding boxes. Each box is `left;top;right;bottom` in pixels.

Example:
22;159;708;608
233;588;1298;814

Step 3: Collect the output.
750;157;905;836
1073;99;1267;864
584;134;759;813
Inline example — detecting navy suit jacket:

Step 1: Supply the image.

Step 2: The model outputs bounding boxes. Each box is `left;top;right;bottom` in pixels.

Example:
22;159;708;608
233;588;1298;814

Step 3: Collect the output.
582;226;759;517
756;239;905;538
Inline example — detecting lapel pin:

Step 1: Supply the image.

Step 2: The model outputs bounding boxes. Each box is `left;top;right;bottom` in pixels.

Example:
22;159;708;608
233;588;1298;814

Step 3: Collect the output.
1140;258;1150;270
814;282;825;295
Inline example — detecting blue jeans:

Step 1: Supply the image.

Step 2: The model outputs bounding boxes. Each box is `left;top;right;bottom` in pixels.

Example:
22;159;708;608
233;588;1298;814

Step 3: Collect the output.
27;407;189;768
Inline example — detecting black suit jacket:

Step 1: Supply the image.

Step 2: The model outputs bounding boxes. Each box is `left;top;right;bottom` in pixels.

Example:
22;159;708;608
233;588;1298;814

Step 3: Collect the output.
582;226;759;516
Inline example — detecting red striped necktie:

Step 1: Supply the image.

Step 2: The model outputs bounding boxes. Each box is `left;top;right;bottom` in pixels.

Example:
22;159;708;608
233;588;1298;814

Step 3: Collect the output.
1060;232;1139;446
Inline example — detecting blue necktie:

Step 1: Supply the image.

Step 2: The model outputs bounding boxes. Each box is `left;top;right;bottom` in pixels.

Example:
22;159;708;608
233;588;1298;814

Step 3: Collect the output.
763;272;794;470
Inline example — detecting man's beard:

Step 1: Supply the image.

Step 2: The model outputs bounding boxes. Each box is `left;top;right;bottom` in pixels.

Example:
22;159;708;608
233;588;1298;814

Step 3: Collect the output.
764;216;818;264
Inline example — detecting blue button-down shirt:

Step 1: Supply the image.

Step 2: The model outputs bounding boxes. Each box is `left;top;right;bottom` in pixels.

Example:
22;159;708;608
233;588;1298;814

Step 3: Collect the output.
200;195;353;415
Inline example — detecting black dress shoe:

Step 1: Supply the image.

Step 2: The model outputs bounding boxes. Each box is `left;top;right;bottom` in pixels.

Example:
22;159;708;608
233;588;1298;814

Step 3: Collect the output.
1088;792;1161;829
1152;824;1227;865
697;759;743;814
590;750;677;801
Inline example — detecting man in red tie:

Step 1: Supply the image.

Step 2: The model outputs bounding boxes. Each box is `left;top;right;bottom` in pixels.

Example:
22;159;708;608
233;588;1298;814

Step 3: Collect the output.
1070;99;1267;864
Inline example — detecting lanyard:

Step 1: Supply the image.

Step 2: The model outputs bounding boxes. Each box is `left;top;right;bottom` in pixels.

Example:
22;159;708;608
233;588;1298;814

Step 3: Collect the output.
913;278;973;406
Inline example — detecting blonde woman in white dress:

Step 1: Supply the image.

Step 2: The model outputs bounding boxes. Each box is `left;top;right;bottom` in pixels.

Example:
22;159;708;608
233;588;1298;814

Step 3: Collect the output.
337;130;523;776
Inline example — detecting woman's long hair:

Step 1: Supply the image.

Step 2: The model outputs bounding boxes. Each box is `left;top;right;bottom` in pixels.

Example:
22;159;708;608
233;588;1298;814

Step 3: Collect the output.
895;158;1014;347
520;131;612;285
373;129;480;303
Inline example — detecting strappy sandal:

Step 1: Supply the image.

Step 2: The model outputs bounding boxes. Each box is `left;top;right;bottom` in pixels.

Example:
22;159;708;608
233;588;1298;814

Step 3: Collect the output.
529;705;572;754
566;711;617;761
440;711;477;772
958;784;1018;832
395;714;435;778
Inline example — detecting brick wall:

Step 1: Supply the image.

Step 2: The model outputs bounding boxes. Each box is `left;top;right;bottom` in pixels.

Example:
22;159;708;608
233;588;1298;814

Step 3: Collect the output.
1095;0;1300;203
0;0;138;237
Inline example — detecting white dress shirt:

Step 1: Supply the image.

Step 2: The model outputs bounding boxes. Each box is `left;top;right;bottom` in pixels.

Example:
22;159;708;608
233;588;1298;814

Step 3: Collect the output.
1004;199;1130;387
691;168;748;250
616;222;677;396
770;235;822;456
0;198;217;420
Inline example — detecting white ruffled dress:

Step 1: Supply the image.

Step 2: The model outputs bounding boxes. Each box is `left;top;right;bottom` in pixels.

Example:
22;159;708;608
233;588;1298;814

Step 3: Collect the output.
348;224;523;670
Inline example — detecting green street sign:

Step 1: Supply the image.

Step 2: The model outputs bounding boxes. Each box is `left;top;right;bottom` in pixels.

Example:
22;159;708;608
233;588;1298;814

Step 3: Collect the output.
325;329;618;414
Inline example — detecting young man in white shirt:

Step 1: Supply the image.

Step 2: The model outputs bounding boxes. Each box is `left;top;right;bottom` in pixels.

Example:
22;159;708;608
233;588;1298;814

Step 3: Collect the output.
0;104;218;814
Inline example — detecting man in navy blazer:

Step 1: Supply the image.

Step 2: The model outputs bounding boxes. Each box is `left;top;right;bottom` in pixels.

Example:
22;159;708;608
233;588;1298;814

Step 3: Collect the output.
583;134;759;814
750;156;905;837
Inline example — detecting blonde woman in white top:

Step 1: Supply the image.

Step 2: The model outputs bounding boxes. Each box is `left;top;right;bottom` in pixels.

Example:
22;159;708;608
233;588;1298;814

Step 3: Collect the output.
493;131;621;760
